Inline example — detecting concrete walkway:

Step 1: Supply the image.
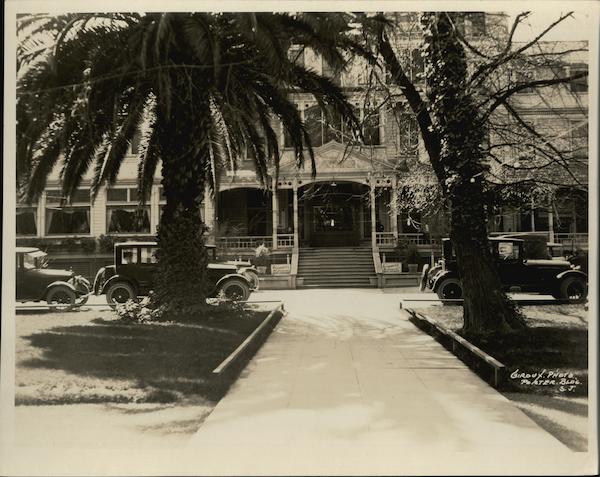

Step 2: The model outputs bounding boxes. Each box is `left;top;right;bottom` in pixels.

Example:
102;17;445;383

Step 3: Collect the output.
188;289;575;475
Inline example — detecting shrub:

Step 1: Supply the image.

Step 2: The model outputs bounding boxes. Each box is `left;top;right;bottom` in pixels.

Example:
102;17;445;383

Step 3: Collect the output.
115;295;165;323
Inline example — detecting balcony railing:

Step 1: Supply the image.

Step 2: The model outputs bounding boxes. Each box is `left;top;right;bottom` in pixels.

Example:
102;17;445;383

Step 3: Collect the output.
217;236;272;250
217;234;295;250
276;234;294;248
376;232;440;246
555;233;588;248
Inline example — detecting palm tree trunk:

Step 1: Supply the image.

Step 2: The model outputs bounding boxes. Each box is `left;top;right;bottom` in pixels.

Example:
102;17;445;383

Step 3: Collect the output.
153;93;210;315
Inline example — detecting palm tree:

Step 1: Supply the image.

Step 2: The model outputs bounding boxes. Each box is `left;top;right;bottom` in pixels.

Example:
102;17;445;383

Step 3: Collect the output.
17;12;364;314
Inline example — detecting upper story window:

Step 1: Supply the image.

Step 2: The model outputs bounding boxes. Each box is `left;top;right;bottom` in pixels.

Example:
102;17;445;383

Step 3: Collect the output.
571;121;588;156
395;103;419;153
454;12;486;36
285;103;380;148
288;45;305;68
363;108;381;146
322;58;342;86
45;188;91;235
130;129;142;155
469;13;486;36
569;65;588;93
515;70;536;94
106;187;150;234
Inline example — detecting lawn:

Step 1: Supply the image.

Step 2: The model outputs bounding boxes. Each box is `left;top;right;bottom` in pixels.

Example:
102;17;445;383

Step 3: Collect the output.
416;304;588;396
15;304;273;405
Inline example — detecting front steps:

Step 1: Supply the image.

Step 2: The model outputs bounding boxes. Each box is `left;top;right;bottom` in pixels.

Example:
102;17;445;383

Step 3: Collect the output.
297;247;377;288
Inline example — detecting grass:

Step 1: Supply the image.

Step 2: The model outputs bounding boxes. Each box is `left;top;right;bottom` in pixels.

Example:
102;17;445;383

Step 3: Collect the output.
15;304;273;405
416;304;588;396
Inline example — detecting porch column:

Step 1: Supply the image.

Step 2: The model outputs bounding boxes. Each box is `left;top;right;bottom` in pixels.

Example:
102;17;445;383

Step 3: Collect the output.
293;180;299;251
548;198;554;243
204;189;216;246
390;177;398;243
271;178;278;250
530;197;536;231
370;181;377;249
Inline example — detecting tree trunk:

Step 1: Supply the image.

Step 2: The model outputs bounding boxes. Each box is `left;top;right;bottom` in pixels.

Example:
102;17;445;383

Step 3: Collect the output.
449;184;525;335
153;85;211;316
421;12;526;335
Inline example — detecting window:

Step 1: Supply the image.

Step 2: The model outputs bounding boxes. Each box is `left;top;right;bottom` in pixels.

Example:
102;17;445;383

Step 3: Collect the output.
363;109;380;146
304;104;324;147
140;247;158;264
571;121;588;156
497;242;520;260
410;49;424;81
130;129;142;155
16;200;37;236
515;70;535;94
106;187;150;234
288;45;305;67
570;66;588;93
121;247;138;264
395;104;419;153
322;58;341;86
45;189;91;235
468;13;486;36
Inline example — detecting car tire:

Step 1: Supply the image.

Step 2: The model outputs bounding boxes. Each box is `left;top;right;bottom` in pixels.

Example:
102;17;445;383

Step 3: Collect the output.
559;276;588;303
106;282;136;308
219;278;251;302
46;286;77;312
436;278;463;300
419;264;430;292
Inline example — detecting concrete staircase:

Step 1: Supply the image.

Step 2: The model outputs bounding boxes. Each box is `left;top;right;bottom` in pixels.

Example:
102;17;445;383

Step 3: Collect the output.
297;247;377;288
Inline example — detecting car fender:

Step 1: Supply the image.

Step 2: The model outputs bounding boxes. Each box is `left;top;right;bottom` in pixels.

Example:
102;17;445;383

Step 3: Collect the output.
43;281;78;300
556;269;588;282
100;275;138;295
213;274;251;293
431;271;458;292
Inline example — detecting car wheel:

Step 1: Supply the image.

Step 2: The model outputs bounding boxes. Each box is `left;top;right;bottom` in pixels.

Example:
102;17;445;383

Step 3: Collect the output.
244;270;260;290
559;276;588;303
46;286;77;312
219;278;251;302
419;264;430;292
106;282;136;308
436;278;463;300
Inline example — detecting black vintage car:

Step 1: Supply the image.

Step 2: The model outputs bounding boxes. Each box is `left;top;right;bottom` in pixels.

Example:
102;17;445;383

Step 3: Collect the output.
420;237;588;302
93;242;255;306
16;247;91;310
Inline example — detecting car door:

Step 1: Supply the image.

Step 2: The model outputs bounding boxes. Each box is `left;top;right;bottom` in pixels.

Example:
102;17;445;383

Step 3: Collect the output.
138;246;158;293
496;241;527;290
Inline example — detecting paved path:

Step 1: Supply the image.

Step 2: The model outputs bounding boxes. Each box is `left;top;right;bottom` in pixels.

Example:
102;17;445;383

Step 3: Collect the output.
188;289;572;475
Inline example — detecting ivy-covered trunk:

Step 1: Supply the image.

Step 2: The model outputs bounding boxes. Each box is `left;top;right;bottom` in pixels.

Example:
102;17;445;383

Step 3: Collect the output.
153;83;210;315
423;13;525;335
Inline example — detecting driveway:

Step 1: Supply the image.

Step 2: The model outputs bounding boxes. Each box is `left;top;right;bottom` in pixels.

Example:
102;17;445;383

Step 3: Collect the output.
187;288;578;475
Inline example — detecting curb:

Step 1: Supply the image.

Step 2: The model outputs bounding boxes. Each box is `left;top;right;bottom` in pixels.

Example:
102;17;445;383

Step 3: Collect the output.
211;302;285;394
405;308;507;388
399;298;584;309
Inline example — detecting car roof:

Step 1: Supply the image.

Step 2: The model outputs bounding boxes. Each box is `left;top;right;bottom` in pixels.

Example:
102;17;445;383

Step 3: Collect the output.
115;241;157;247
16;247;41;253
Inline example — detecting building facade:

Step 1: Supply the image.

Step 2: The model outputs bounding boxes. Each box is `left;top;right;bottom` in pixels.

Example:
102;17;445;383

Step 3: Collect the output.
16;13;589;285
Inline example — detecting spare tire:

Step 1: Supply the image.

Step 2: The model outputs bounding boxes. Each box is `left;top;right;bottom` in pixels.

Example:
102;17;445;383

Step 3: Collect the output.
419;264;430;292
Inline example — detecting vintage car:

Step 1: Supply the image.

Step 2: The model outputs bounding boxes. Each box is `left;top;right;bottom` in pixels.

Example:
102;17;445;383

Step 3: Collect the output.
205;245;260;290
16;247;91;310
93;242;255;306
420;237;588;302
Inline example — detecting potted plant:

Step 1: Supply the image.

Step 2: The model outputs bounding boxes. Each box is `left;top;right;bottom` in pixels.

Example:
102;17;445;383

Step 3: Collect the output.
395;240;420;273
405;244;421;273
254;244;271;275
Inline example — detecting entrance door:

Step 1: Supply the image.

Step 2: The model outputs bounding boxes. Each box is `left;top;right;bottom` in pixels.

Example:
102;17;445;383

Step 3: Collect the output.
302;183;361;247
